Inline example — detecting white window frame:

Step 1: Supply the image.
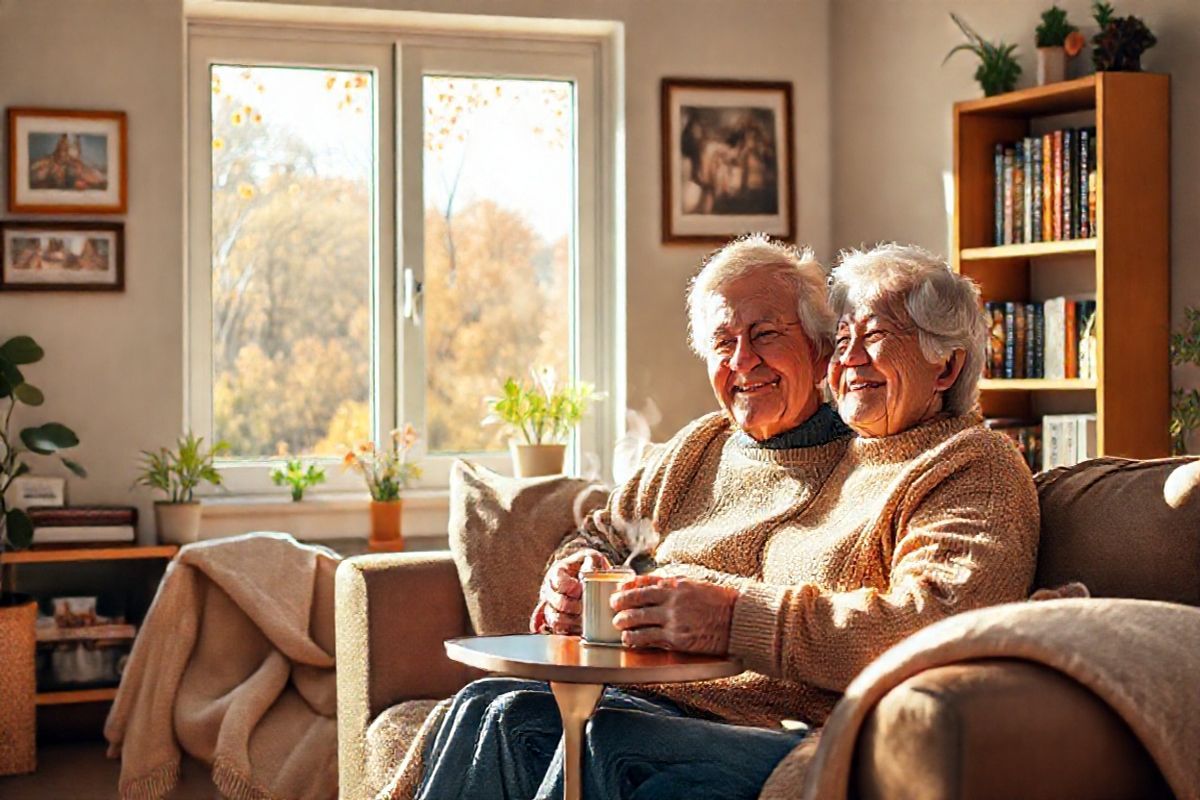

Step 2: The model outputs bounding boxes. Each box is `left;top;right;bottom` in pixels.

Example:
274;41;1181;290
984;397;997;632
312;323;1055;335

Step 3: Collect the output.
185;18;621;496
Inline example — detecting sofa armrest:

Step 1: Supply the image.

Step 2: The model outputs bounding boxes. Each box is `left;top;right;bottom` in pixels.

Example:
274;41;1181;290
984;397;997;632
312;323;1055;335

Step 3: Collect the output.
852;660;1171;800
336;551;475;800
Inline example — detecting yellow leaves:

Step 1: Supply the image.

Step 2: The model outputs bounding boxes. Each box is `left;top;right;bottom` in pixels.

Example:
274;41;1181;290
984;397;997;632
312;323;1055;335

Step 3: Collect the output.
212;137;225;150
253;112;263;124
231;111;244;126
325;75;337;90
237;182;255;200
353;74;368;89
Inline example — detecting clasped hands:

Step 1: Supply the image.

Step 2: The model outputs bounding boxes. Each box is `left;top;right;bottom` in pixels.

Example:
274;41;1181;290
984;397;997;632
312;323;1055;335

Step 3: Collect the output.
529;549;739;655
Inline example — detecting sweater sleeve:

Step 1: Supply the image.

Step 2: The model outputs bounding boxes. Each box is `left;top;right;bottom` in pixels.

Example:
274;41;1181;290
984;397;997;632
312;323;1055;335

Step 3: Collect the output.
728;436;1040;691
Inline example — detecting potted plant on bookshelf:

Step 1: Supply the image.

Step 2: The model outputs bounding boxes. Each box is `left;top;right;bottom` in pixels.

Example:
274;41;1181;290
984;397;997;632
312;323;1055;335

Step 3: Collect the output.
270;458;327;502
0;334;85;776
1034;5;1085;85
1091;2;1157;72
484;367;600;478
134;433;227;545
1170;307;1200;456
342;424;422;551
943;12;1022;97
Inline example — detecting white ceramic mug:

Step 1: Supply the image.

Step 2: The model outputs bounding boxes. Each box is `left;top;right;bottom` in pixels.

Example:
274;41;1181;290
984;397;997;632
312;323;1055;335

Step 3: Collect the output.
581;566;635;646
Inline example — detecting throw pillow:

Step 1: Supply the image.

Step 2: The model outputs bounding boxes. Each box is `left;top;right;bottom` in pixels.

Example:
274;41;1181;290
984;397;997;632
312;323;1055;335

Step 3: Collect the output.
448;460;610;635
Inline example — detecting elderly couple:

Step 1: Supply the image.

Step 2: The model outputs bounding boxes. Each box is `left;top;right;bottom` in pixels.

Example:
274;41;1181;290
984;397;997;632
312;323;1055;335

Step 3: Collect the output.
417;238;1040;799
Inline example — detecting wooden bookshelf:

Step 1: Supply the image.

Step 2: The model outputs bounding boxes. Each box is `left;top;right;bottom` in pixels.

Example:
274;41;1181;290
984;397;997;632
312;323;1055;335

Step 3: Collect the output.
952;72;1170;458
5;545;177;565
37;687;118;706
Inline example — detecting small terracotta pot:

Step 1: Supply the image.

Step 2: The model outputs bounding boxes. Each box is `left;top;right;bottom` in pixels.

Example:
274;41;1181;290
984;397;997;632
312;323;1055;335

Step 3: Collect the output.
155;501;202;545
369;500;403;551
510;443;567;478
1037;46;1066;85
0;593;37;776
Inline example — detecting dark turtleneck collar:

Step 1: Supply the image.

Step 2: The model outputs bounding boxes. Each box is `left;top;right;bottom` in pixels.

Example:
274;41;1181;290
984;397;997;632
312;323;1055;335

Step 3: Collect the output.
731;403;854;450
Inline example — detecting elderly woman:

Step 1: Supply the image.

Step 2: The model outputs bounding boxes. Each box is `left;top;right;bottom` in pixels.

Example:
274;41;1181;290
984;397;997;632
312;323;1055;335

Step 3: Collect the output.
415;240;1038;800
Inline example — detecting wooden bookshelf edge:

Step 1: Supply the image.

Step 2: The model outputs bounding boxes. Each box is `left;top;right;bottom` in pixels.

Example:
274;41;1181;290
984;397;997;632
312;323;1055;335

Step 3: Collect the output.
36;687;119;706
980;379;1097;391
955;75;1096;116
6;545;179;564
961;239;1097;261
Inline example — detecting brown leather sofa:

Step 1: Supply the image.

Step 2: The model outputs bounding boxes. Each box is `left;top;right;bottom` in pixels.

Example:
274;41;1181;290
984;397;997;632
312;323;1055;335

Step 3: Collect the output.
336;457;1197;799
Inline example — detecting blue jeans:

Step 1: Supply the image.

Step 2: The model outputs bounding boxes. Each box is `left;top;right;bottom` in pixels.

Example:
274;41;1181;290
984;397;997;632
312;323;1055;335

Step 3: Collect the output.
415;677;807;800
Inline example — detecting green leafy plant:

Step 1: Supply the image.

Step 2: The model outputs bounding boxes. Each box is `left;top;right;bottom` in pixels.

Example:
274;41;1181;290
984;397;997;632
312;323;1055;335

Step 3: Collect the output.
1036;5;1077;47
135;433;228;503
1170;307;1200;455
0;336;85;587
483;367;600;445
270;458;326;502
1092;1;1156;71
342;424;422;502
944;13;1023;97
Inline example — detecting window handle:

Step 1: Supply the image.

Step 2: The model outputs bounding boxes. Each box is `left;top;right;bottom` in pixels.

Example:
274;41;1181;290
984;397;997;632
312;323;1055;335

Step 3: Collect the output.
403;267;423;325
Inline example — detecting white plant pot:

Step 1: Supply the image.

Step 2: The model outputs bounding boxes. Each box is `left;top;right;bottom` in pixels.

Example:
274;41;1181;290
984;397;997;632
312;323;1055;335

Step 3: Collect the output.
1037;46;1066;85
155;501;202;545
510;443;567;478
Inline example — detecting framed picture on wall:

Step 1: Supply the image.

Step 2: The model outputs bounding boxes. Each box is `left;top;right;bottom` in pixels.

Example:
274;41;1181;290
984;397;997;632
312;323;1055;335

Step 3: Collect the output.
0;221;125;291
661;79;794;244
7;108;128;214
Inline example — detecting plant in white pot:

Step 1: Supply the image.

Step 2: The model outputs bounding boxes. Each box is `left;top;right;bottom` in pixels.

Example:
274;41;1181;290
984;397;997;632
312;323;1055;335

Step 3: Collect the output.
1034;5;1085;85
135;433;227;545
484;368;601;478
0;334;85;776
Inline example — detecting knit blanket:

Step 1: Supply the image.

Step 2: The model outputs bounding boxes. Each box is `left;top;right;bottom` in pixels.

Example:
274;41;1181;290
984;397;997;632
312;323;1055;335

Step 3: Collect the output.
760;598;1200;800
104;533;340;800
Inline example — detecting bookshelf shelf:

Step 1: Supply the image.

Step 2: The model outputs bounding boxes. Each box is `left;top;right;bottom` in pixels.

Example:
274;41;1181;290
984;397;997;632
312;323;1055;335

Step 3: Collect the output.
5;545;178;565
36;687;119;706
953;72;1170;458
961;239;1096;261
980;378;1096;391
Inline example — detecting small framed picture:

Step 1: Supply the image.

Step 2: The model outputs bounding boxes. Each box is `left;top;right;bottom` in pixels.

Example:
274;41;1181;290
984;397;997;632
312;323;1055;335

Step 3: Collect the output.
7;108;128;214
9;475;67;510
661;79;795;244
0;221;124;291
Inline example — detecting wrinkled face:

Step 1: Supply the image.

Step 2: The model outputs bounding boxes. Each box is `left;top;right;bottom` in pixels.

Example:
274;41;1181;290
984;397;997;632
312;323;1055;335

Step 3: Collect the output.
700;276;826;441
829;305;963;438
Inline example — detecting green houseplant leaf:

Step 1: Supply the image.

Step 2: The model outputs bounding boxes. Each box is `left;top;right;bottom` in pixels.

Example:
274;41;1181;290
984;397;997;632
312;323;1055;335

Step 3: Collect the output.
20;422;80;455
61;457;88;478
0;336;44;366
13;382;44;407
4;508;34;550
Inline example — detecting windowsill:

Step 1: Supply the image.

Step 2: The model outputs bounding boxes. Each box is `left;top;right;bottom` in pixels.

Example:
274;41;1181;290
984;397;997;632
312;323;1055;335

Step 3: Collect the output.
197;489;451;544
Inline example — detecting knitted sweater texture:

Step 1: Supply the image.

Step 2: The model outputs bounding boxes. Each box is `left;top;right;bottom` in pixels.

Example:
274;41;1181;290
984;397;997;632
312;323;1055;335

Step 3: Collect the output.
559;411;1040;728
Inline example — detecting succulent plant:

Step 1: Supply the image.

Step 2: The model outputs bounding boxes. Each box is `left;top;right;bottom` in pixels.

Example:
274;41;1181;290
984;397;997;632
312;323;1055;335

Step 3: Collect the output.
1092;1;1157;72
1036;5;1077;47
944;13;1022;97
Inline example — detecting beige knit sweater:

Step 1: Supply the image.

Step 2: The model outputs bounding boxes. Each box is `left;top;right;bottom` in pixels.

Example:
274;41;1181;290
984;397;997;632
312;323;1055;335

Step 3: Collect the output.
559;410;1039;728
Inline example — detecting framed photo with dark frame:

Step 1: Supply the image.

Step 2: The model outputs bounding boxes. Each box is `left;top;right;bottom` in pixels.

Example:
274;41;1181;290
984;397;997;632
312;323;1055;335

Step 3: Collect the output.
661;79;795;244
0;221;125;292
7;108;128;214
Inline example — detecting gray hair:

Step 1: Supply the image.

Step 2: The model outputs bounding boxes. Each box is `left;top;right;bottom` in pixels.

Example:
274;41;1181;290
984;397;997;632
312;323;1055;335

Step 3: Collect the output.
829;243;987;416
686;234;835;360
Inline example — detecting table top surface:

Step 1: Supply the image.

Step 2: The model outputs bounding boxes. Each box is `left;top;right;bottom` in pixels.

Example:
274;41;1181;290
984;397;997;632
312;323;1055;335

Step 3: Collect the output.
445;634;743;685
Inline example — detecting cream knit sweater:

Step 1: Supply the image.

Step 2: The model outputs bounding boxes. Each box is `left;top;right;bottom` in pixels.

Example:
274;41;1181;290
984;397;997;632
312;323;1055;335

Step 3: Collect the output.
559;410;1040;727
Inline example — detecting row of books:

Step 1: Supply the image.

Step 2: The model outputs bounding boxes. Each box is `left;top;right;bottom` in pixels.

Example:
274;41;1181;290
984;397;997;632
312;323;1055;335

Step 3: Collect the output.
987;414;1097;472
28;505;137;544
984;298;1097;380
993;127;1096;246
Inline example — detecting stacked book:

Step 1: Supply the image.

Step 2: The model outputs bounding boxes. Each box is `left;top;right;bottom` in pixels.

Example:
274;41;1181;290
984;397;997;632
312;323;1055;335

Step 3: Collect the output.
29;505;137;545
993;127;1097;246
985;418;1042;472
1042;414;1098;471
984;297;1097;380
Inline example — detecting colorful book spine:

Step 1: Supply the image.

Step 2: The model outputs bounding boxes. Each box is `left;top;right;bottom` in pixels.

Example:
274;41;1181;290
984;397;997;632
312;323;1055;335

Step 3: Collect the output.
1065;300;1078;379
1052;131;1063;241
1078;128;1091;238
1043;297;1066;380
1023;304;1036;378
1003;302;1018;379
1033;303;1044;379
1031;137;1043;243
1022;137;1034;244
1087;129;1098;235
1013;140;1025;245
1003;147;1015;245
989;303;1006;378
1041;133;1053;242
1062;128;1074;240
994;144;1005;245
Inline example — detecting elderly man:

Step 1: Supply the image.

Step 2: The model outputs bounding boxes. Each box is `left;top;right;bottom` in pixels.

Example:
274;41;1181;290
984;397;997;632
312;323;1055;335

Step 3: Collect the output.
414;239;1038;800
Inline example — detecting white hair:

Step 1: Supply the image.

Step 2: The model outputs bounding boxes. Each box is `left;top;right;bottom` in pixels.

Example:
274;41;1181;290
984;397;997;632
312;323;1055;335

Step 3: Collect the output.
829;243;987;416
686;234;835;360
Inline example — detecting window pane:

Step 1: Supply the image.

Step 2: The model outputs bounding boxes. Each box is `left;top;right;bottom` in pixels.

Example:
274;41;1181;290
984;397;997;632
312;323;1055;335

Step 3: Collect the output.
423;76;574;454
210;65;374;460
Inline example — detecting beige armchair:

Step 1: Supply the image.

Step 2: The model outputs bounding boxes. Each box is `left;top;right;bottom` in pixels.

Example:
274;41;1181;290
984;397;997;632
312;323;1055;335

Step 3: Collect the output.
336;457;1197;799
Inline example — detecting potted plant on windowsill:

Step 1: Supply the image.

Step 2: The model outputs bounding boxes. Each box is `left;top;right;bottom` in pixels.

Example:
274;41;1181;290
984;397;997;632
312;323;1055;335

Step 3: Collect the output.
135;433;227;545
484;367;601;478
0;335;85;776
1035;5;1085;85
342;424;422;552
270;458;327;502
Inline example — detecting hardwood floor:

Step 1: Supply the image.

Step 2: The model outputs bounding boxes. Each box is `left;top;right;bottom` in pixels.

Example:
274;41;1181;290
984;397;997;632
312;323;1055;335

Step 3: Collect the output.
0;743;218;800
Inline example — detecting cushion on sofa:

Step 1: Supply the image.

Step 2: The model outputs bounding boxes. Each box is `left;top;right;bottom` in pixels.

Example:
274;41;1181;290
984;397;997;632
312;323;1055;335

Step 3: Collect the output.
1035;456;1200;605
448;460;610;635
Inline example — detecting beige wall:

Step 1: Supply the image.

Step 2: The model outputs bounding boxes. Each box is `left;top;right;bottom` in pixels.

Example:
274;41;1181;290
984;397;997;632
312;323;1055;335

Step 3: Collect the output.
831;0;1200;392
0;0;830;538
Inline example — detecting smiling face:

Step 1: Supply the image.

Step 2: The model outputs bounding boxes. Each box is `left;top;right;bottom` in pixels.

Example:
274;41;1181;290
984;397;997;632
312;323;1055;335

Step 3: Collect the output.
829;304;964;438
700;274;826;441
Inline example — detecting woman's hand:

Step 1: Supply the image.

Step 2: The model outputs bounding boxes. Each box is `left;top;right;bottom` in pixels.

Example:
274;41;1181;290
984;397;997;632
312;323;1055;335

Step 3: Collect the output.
610;575;739;655
529;549;611;635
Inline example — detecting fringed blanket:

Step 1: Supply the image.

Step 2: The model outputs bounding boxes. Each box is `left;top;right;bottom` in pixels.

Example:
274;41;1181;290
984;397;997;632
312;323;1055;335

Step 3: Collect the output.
104;533;340;800
760;598;1200;800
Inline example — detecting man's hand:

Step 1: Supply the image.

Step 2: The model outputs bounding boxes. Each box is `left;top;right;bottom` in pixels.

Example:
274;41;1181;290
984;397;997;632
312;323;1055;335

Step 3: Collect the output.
529;549;611;635
610;575;738;655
